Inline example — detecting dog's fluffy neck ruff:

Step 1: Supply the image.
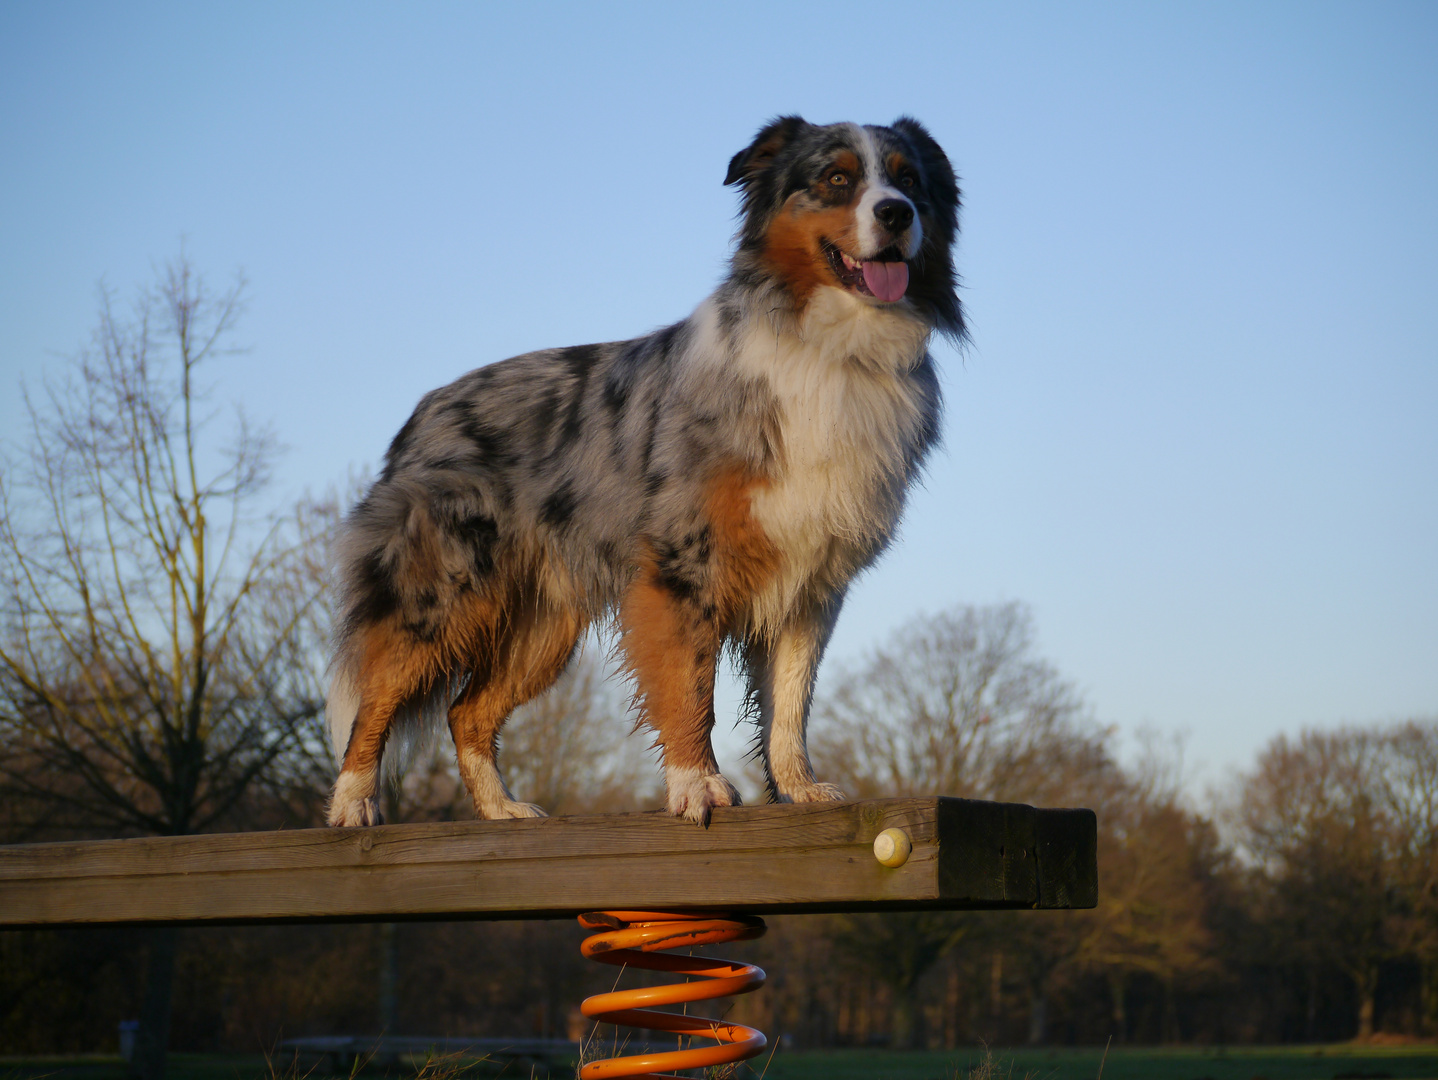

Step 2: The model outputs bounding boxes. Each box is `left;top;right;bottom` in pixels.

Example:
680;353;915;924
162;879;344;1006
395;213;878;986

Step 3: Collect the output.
687;282;937;637
692;280;936;481
717;276;933;375
787;285;932;372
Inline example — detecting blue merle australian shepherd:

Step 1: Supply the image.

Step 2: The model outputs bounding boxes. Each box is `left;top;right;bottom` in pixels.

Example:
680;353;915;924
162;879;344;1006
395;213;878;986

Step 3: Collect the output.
327;116;964;827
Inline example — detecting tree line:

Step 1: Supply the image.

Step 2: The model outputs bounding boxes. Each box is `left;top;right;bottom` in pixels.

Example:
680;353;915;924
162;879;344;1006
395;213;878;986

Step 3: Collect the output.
1;260;1434;1071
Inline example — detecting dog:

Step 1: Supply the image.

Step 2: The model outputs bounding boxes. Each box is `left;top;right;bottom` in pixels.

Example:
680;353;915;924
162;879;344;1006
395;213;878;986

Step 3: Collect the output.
326;116;963;827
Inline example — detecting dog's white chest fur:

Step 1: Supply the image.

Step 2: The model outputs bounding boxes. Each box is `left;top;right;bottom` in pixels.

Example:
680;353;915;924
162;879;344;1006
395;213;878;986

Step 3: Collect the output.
736;289;932;629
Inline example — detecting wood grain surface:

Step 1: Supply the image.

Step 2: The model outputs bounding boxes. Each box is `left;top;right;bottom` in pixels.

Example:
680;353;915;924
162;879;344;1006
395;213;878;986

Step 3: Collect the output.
0;798;1097;926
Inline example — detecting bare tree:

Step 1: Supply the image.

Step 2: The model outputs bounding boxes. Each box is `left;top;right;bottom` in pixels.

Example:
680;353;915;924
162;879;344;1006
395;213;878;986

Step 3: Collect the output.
1381;720;1438;1033
826;909;968;1049
0;256;331;1078
1073;790;1217;1041
1235;720;1438;1040
808;603;1121;1048
1237;727;1396;1040
810;602;1114;807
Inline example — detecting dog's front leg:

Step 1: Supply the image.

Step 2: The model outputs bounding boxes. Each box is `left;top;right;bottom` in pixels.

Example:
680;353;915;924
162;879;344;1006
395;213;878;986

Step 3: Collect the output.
619;567;740;826
744;603;847;805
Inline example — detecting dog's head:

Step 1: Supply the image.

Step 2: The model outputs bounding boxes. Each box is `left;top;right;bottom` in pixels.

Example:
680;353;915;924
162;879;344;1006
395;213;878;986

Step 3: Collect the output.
725;116;963;338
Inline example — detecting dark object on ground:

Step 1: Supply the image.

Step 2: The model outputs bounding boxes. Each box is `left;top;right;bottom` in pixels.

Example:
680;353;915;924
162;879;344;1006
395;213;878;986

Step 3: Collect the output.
279;1035;579;1075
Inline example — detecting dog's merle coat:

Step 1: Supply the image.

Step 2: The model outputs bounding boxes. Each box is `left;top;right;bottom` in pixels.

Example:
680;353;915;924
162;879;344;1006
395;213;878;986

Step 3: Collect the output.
327;117;963;827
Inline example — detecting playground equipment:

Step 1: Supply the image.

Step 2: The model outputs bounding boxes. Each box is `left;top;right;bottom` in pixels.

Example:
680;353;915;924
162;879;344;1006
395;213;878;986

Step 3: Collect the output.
577;910;767;1078
0;797;1096;1077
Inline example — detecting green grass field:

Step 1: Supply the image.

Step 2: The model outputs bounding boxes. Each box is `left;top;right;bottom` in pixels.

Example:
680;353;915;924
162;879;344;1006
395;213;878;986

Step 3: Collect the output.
4;1045;1438;1080
762;1045;1438;1080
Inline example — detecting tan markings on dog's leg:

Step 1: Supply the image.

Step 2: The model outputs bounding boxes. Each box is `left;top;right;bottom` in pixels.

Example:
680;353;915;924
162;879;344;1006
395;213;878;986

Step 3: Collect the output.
328;623;441;827
622;469;780;824
448;606;585;819
757;616;845;804
705;468;781;612
619;562;736;825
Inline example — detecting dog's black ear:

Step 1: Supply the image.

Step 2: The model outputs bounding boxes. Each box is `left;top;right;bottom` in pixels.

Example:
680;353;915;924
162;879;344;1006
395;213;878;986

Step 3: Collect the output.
891;116;958;204
725;116;809;187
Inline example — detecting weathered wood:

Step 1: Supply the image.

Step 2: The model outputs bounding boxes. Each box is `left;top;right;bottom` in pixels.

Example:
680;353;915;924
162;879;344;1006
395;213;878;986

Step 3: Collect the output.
0;798;1096;927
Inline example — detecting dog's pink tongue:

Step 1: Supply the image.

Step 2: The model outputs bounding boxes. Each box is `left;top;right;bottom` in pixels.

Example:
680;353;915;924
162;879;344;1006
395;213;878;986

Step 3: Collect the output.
862;260;909;302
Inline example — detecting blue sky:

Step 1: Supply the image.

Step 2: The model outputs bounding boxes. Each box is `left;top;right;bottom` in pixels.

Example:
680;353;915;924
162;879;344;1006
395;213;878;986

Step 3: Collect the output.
2;1;1434;793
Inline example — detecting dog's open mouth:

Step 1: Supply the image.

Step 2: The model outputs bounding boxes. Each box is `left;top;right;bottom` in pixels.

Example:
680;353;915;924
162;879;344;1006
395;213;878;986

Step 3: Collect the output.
822;241;910;302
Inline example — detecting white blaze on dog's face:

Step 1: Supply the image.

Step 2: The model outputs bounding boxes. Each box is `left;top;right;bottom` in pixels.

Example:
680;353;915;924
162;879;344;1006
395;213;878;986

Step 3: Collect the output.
851;125;924;261
750;124;930;311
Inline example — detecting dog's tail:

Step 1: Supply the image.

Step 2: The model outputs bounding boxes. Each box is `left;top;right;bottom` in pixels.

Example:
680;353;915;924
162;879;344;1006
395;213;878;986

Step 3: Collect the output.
326;654;363;767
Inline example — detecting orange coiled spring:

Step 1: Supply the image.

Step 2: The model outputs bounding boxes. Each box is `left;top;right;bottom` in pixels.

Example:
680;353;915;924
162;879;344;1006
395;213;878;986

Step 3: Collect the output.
577;910;767;1080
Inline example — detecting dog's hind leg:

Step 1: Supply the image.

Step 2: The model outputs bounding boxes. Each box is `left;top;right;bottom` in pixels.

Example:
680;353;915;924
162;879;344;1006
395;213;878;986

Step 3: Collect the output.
743;603;846;804
447;606;585;819
328;626;443;827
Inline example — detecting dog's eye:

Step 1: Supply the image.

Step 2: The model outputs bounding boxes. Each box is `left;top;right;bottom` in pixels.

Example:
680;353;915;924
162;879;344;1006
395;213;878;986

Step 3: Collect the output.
899;173;917;189
828;171;849;186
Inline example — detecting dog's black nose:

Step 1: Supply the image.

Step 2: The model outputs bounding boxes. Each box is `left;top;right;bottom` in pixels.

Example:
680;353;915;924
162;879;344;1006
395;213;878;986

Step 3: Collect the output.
873;198;914;233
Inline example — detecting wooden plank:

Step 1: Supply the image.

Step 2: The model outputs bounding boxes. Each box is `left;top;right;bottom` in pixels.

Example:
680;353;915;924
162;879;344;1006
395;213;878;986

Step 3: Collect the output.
0;798;1097;927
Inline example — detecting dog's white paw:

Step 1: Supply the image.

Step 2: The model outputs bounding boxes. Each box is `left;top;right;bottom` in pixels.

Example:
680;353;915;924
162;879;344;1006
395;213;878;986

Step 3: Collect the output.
666;767;742;826
328;795;383;828
481;799;549;820
774;781;846;804
328;772;383;827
